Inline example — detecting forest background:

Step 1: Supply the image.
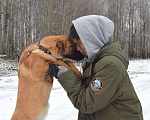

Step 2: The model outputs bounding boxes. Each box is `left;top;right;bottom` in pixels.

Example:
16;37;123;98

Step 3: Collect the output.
0;0;150;60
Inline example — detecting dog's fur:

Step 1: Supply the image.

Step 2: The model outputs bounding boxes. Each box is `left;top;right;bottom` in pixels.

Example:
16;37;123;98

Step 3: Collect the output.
11;35;82;120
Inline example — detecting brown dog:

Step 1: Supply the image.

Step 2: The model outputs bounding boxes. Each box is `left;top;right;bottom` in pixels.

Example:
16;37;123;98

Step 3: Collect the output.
11;35;82;120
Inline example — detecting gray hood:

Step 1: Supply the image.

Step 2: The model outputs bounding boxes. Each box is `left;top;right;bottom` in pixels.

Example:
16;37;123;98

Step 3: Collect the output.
72;15;114;61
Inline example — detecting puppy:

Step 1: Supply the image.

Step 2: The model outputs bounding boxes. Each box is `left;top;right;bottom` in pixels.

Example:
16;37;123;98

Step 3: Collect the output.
11;35;82;120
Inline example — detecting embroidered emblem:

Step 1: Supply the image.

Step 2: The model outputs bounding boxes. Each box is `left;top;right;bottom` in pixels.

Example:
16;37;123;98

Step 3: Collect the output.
91;78;103;91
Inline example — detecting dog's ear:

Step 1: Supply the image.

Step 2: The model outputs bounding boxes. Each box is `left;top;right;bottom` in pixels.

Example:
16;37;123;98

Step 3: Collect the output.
56;41;65;52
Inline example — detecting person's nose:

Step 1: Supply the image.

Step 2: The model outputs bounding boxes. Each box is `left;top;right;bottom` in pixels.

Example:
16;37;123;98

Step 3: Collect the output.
77;45;81;51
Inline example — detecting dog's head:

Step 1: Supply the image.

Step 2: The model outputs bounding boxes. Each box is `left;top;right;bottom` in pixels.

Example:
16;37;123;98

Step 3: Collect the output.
39;35;74;59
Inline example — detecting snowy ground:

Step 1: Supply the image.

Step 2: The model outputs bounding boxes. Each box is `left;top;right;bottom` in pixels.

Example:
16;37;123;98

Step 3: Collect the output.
0;58;150;120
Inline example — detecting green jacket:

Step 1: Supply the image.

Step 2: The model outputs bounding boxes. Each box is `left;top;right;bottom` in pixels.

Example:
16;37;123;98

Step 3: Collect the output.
58;42;143;120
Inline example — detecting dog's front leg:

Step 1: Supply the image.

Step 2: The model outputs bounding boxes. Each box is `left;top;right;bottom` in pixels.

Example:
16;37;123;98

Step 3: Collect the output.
52;60;82;79
32;49;56;62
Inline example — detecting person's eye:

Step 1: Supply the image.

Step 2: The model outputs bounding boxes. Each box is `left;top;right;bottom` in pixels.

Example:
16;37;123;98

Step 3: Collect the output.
74;42;78;45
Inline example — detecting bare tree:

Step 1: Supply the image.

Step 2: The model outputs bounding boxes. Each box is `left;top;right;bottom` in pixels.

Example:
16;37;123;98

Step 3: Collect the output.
0;0;150;59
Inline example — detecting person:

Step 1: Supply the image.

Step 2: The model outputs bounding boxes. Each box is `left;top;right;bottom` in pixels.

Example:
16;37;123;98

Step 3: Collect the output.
54;15;143;120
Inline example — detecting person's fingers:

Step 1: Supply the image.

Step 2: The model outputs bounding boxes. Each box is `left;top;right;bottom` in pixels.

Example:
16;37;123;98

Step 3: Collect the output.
58;66;61;69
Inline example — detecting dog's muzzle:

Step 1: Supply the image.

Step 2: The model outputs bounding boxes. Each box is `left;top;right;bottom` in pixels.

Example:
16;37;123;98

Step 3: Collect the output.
66;48;85;61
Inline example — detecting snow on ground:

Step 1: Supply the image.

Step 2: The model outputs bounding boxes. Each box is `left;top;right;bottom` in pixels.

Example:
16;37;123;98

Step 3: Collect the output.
0;58;150;120
128;59;150;120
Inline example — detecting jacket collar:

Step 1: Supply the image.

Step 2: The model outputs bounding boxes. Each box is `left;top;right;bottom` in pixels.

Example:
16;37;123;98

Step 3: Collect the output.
82;41;114;79
100;41;114;50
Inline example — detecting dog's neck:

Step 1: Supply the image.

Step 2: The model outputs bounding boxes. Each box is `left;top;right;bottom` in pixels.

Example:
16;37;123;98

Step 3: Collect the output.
37;42;63;61
38;42;52;55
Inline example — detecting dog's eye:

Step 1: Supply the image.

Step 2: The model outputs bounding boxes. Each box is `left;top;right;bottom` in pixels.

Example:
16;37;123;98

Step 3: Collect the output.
69;46;73;51
56;43;62;50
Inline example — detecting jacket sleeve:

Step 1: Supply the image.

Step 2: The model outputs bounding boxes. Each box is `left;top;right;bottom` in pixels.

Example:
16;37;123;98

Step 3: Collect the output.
58;62;123;114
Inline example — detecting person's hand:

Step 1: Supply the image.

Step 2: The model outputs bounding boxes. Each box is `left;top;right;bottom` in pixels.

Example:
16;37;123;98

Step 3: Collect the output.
46;64;59;79
57;65;69;78
58;66;61;69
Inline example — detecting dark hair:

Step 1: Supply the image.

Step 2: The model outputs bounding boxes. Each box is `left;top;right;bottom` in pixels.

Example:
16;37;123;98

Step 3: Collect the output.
68;24;80;40
66;25;85;61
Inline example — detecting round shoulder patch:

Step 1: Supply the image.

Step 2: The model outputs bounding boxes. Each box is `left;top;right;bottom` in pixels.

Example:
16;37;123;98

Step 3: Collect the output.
91;78;103;91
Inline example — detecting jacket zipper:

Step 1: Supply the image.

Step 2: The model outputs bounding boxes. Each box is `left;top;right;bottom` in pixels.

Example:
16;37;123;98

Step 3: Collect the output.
93;113;96;120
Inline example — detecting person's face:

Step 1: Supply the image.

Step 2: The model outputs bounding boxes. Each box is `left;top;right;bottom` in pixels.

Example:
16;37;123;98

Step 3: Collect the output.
72;39;87;56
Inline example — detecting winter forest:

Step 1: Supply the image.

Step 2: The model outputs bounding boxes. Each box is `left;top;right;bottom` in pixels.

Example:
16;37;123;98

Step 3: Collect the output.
0;0;150;60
